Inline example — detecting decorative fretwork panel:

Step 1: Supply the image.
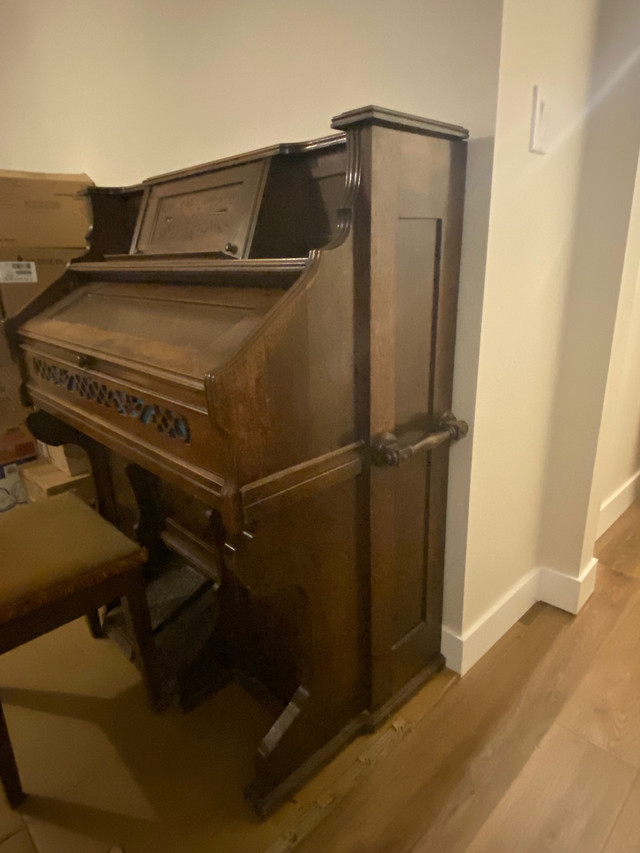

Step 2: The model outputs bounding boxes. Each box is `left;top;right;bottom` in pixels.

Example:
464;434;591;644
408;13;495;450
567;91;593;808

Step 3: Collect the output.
32;358;191;444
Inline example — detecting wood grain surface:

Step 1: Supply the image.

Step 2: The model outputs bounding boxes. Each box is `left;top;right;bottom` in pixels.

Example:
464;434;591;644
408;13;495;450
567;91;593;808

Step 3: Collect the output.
601;774;640;853
285;503;640;853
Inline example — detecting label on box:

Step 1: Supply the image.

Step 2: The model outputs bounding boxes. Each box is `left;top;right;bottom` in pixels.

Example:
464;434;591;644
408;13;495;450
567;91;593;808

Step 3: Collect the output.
0;261;37;283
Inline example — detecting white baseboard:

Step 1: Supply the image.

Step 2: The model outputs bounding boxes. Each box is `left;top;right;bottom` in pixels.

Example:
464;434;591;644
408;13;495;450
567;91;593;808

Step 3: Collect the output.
441;558;598;676
598;470;640;538
441;568;540;675
538;557;598;614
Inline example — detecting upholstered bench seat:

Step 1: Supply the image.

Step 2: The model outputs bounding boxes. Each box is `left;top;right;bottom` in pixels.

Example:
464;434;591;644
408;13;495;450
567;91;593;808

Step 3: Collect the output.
0;491;161;807
0;493;145;620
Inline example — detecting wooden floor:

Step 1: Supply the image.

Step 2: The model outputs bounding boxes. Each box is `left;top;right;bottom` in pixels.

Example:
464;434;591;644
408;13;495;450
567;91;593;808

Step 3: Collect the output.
289;500;640;853
3;504;640;852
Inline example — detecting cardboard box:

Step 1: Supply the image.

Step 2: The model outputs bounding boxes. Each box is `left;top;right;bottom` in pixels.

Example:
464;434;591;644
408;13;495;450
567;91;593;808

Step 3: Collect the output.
0;248;84;318
0;329;30;431
0;424;37;467
40;442;91;476
0;170;92;246
0;363;28;431
0;169;92;319
20;459;96;506
0;169;92;432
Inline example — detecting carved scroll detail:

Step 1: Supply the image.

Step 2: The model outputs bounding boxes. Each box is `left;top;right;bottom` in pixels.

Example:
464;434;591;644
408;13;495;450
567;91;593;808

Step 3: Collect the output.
32;358;191;444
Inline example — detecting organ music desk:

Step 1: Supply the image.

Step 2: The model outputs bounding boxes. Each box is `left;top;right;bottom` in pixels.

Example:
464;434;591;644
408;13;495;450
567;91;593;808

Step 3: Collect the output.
6;106;468;816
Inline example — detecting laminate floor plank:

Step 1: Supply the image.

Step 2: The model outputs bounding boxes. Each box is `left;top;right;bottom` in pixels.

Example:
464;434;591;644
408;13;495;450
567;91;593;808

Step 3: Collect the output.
558;571;640;767
601;773;640;853
296;566;640;853
595;500;640;578
463;723;636;853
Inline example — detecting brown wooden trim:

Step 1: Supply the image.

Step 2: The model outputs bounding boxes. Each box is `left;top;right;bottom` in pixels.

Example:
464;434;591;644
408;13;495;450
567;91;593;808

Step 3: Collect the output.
332;105;469;140
21;341;209;405
69;256;308;283
359;124;400;710
142;134;346;185
82;184;146;197
161;518;222;584
0;548;146;626
129;185;151;255
0;568;138;653
363;653;445;732
241;443;364;524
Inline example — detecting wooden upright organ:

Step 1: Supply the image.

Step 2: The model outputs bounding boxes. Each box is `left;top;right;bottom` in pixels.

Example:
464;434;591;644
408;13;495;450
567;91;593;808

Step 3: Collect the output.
7;106;468;815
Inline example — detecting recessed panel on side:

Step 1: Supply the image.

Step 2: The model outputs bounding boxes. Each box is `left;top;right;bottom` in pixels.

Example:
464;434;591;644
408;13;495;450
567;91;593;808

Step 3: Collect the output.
392;216;438;646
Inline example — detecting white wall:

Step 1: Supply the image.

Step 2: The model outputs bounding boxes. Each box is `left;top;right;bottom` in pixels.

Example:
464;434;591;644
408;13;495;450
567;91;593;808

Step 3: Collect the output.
539;0;640;584
592;159;640;538
443;0;594;669
0;0;502;184
456;0;599;624
441;0;640;674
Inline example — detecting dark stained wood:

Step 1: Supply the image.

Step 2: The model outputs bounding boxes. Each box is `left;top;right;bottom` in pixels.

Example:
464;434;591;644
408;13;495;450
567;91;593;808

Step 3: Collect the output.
133;159;269;257
82;185;144;261
347;122;467;710
0;700;24;808
331;105;469;140
7;106;468;816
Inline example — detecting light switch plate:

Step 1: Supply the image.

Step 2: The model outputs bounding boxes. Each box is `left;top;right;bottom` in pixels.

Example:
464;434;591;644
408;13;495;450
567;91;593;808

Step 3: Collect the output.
530;85;547;155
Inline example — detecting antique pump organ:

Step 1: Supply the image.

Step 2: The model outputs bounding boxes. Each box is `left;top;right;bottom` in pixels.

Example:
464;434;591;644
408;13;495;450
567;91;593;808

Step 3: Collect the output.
7;106;468;815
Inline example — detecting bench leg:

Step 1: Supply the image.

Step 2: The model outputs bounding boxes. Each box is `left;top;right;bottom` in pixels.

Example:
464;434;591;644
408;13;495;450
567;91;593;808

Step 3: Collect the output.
121;572;165;711
0;700;24;808
85;610;104;638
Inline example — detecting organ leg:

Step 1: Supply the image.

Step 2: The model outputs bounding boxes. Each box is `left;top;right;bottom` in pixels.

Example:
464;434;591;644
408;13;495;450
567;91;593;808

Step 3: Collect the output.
245;592;365;818
224;479;368;817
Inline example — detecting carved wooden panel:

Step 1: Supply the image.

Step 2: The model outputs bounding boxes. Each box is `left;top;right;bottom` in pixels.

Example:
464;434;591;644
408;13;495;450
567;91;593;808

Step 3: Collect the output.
32;357;191;443
134;160;269;257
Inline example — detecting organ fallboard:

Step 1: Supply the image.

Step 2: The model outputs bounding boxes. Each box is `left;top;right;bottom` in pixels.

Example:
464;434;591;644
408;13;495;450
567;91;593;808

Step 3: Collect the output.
7;106;469;816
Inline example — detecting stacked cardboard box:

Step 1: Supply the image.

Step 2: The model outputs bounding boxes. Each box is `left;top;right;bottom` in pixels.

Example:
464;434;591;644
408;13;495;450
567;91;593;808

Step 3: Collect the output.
0;169;93;509
38;441;91;476
0;169;92;319
20;457;96;506
22;440;95;505
0;169;92;431
0;333;26;433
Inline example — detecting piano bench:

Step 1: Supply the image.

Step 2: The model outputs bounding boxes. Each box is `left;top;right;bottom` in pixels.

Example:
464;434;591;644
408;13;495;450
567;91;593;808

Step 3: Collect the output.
0;491;162;808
